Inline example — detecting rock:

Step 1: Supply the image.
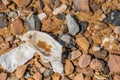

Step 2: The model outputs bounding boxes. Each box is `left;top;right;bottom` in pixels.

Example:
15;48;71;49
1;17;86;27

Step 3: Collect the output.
16;65;27;78
0;35;4;43
52;73;61;80
79;21;88;33
61;0;70;5
104;10;120;26
65;59;74;75
0;12;8;28
8;11;18;19
9;77;19;80
73;0;90;12
95;22;108;30
43;77;51;80
78;54;91;68
92;45;101;51
33;72;42;80
114;75;120;80
68;50;82;60
66;15;79;36
39;0;44;9
11;18;24;35
74;73;84;80
56;13;66;20
108;55;120;73
53;4;67;15
37;13;47;21
43;69;53;78
76;34;90;50
2;0;10;5
61;76;70;80
13;0;31;7
85;76;91;80
1;41;10;50
0;72;7;80
90;59;105;70
94;49;108;59
114;27;120;34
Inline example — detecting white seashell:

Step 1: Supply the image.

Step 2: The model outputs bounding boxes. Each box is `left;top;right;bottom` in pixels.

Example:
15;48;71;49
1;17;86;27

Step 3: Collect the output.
0;43;35;72
53;4;67;15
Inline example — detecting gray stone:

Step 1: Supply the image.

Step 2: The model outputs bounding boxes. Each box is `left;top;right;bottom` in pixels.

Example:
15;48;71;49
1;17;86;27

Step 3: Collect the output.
0;12;8;28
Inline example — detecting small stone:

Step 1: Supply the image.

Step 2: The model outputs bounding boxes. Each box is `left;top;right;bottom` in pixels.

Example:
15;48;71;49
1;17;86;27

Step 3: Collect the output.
95;22;108;30
68;50;82;60
13;0;31;7
0;35;4;43
90;59;105;70
11;18;24;35
37;13;47;21
114;27;120;34
52;73;61;80
79;21;88;33
0;72;7;80
16;65;27;78
33;72;42;80
56;13;66;20
9;77;19;80
94;49;108;59
43;69;53;78
74;73;84;80
66;15;79;36
92;45;101;51
65;59;74;75
61;0;70;5
1;41;10;50
76;34;90;50
114;75;120;80
0;12;8;28
73;0;90;12
78;54;91;68
85;76;91;80
43;77;51;80
53;4;67;15
108;55;120;73
39;0;44;9
8;11;18;19
61;76;70;80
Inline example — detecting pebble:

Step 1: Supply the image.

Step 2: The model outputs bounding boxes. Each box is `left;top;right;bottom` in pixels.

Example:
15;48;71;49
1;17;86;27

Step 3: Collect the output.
13;0;31;7
108;55;120;73
1;41;10;50
74;73;84;80
66;15;79;36
2;0;9;5
79;21;88;33
114;27;120;34
78;54;91;68
0;72;7;80
0;12;8;28
8;11;18;19
37;13;47;21
73;0;90;12
94;49;108;59
56;13;66;20
33;72;42;80
39;0;44;9
90;59;105;71
11;18;24;35
114;75;120;80
65;59;74;75
104;10;120;26
92;45;101;51
43;69;53;78
9;77;19;80
52;73;61;80
68;50;82;60
16;65;27;78
76;34;90;50
95;22;108;30
0;35;4;43
53;4;67;15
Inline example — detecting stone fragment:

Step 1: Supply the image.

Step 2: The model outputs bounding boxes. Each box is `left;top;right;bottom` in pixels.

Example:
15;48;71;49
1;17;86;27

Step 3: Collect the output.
76;35;90;50
73;0;90;12
37;13;47;21
66;15;79;36
11;18;24;35
68;50;82;60
2;0;9;5
95;22;108;30
53;4;67;15
43;69;53;78
65;59;74;75
8;11;18;19
114;27;120;34
78;54;91;68
0;12;8;28
13;0;31;7
74;73;84;80
0;72;7;80
16;65;27;78
9;77;19;80
52;73;61;80
39;0;44;9
56;13;66;20
108;55;120;73
94;49;108;59
33;72;42;80
1;41;10;50
0;35;4;43
114;75;120;80
79;21;88;33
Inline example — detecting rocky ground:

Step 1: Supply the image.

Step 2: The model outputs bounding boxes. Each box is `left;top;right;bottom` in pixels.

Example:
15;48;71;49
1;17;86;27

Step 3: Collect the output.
0;0;120;80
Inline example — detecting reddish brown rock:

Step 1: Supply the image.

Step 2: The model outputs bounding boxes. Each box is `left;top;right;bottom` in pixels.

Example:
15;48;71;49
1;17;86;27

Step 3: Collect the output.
65;59;74;75
108;55;120;73
33;72;42;80
13;0;31;7
73;0;90;12
78;54;91;68
0;72;7;80
11;18;24;35
16;65;27;78
114;75;120;80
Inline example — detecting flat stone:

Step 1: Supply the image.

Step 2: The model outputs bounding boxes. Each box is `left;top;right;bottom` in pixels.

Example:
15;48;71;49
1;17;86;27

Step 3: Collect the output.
9;77;19;80
13;0;31;7
16;65;27;78
33;72;42;80
65;59;74;75
0;12;8;28
76;34;90;50
11;18;24;35
108;55;120;73
78;54;91;68
66;15;79;36
0;72;7;80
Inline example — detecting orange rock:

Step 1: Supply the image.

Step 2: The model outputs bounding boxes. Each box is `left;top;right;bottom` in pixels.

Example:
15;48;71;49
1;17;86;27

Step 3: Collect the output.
52;73;61;80
11;18;24;35
1;41;10;50
74;73;84;80
0;72;7;80
33;72;42;80
13;0;31;7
